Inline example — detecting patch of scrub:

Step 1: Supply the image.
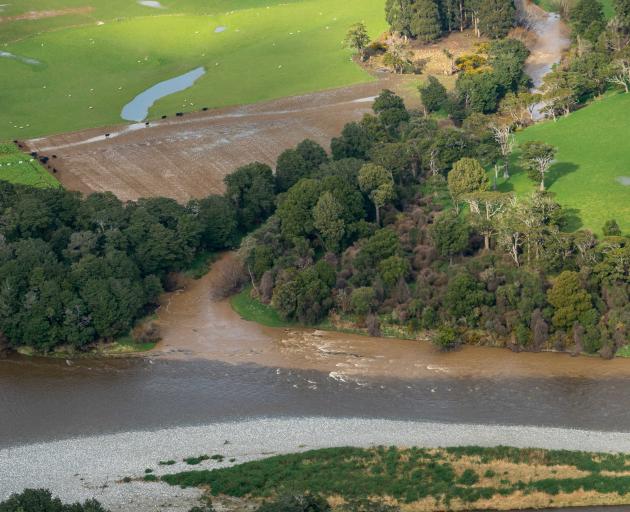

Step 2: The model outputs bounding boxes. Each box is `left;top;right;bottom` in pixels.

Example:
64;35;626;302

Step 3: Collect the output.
214;26;227;33
138;0;164;8
617;176;630;186
121;67;206;122
0;51;40;66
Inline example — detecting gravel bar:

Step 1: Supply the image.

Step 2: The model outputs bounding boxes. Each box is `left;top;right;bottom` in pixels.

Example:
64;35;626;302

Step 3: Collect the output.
2;417;630;511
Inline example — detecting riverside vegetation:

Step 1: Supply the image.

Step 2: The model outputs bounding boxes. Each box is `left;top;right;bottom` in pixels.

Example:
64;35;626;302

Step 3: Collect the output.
10;444;630;512
161;445;630;510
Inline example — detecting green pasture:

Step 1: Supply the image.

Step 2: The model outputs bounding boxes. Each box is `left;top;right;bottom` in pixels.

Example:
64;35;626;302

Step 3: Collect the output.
535;0;614;17
0;0;387;139
0;142;60;187
498;93;630;235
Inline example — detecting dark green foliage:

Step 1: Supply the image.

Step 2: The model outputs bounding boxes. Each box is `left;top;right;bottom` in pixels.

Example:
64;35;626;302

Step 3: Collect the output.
257;494;330;512
275;149;311;193
477;0;516;38
0;170;254;351
430;212;470;261
385;0;414;36
432;325;460;351
143;474;158;482
457;469;480;486
372;90;410;136
385;0;516;41
571;0;606;42
273;261;336;324
164;445;630;507
409;0;442;42
444;273;493;324
615;0;630;30
0;490;108;512
296;139;328;170
195;195;239;250
603;219;622;236
185;455;211;465
419;76;447;113
224;162;276;231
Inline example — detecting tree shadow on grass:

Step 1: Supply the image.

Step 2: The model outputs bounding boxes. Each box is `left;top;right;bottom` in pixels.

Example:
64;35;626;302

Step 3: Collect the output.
547;161;579;189
561;207;583;232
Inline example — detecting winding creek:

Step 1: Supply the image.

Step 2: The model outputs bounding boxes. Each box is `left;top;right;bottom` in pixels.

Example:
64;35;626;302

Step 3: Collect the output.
0;7;615;511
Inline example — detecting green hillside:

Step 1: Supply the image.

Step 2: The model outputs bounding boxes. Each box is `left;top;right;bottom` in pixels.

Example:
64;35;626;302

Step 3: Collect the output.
499;93;630;235
0;0;387;139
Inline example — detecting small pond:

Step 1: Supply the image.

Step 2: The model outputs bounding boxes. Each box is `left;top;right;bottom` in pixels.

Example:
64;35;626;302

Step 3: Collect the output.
120;66;206;122
215;26;227;33
617;176;630;186
0;51;41;66
137;0;164;8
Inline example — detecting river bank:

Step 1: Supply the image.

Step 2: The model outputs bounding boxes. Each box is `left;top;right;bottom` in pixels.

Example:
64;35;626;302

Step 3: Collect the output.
149;258;630;382
4;418;630;512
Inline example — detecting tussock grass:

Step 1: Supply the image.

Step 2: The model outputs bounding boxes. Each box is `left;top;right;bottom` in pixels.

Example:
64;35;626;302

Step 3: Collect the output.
162;446;630;511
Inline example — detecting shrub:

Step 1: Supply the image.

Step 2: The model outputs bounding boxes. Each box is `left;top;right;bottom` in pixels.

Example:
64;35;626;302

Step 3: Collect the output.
432;326;460;351
0;489;108;512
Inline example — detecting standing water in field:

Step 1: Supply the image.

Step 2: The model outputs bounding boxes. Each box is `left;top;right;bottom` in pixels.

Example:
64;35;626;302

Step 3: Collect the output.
0;51;41;66
120;67;206;122
137;0;165;8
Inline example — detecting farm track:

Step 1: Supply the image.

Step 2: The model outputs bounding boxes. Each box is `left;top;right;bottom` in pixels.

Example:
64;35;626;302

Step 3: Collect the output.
25;77;406;202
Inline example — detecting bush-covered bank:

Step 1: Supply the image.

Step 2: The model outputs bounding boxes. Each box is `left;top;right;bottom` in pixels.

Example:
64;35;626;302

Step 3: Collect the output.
236;86;629;359
162;445;630;511
0;157;270;352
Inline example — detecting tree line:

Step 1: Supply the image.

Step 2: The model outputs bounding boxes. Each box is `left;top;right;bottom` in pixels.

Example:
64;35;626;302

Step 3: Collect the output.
0;143;294;351
385;0;516;41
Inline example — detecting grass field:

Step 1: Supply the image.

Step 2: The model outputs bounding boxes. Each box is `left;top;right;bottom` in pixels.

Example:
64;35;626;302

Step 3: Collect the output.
161;445;630;510
0;0;387;139
230;287;291;328
536;0;614;17
0;142;60;187
498;93;630;235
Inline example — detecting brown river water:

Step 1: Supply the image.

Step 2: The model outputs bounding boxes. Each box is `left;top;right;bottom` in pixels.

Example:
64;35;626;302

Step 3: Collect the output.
3;257;630;449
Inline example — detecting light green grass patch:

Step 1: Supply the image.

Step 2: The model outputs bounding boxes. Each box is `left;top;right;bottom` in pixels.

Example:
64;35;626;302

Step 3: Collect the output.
0;0;387;139
535;0;613;18
496;93;630;235
0;142;60;188
230;286;291;328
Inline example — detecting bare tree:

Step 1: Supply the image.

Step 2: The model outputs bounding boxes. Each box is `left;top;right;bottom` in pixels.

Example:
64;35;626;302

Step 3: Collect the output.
533;155;555;191
608;58;630;94
492;125;515;179
209;256;247;300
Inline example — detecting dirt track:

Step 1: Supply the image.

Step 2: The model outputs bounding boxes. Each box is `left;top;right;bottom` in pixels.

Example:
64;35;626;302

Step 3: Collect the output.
26;77;411;202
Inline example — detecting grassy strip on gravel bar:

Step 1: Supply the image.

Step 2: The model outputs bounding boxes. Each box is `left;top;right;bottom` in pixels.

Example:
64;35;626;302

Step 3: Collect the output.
162;446;630;511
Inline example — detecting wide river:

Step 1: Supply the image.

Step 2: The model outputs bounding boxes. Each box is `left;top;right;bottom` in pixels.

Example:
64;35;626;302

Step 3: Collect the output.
3;252;630;448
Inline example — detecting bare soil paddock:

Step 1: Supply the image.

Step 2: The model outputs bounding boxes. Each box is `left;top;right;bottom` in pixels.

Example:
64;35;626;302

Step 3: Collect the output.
25;77;413;202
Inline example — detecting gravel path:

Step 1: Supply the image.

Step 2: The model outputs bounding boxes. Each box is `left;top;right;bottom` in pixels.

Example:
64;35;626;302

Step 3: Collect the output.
2;417;630;512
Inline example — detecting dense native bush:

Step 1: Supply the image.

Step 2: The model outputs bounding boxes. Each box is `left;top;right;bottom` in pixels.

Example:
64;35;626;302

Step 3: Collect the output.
0;489;107;512
237;89;630;356
385;0;516;40
0;157;282;351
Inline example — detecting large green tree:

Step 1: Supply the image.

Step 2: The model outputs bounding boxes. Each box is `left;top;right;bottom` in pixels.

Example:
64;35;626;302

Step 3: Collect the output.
358;164;395;226
447;157;490;212
477;0;516;39
410;0;442;42
224;162;276;231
